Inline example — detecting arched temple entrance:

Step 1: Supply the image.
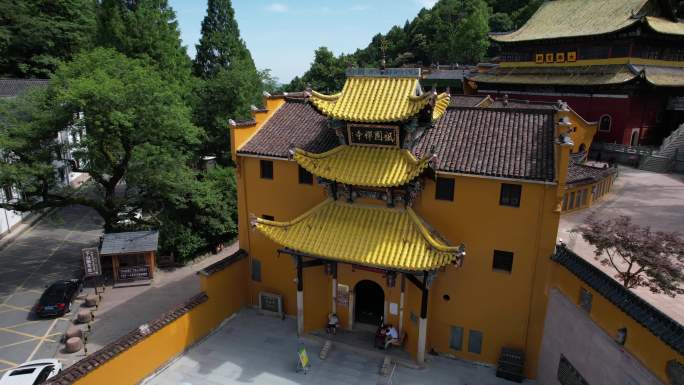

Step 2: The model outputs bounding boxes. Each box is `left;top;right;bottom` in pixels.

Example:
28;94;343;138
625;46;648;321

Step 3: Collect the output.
354;280;385;325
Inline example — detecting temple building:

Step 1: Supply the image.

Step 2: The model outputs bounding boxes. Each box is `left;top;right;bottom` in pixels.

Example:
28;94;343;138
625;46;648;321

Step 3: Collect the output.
230;67;575;377
465;0;684;146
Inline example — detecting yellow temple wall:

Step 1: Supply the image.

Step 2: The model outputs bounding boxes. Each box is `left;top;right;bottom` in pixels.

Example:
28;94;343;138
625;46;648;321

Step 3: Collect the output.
414;174;560;376
549;262;679;384
557;108;597;154
238;156;328;316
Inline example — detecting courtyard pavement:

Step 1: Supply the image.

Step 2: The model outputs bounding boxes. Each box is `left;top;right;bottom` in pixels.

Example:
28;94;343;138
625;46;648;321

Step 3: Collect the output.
145;309;534;385
0;205;102;374
559;166;684;323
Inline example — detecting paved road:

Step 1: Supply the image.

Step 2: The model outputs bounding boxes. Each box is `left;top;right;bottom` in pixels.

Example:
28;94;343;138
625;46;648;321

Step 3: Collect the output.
0;205;102;374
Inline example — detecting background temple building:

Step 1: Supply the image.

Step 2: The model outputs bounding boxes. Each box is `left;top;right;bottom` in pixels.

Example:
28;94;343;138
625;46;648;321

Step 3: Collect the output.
465;0;684;146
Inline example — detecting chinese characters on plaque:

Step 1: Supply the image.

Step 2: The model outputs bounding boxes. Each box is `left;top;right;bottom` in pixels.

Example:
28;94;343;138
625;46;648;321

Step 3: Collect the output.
348;125;399;147
82;247;102;277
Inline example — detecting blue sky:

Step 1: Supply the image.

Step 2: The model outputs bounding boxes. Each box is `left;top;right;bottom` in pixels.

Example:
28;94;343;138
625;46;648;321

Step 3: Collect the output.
168;0;437;83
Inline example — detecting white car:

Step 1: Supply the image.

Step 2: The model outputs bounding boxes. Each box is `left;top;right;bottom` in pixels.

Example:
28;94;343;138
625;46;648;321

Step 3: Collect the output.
0;359;62;385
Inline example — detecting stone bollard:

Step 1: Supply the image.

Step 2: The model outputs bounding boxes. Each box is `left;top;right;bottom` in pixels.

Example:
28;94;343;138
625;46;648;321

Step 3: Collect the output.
65;326;83;340
65;336;83;353
77;309;92;323
85;295;99;307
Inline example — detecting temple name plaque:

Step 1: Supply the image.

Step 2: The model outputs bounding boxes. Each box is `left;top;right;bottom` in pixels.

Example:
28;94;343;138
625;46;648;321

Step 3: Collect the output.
348;124;399;147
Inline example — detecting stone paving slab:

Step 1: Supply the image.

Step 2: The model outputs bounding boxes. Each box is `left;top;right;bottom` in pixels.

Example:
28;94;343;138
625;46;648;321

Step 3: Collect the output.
145;309;532;385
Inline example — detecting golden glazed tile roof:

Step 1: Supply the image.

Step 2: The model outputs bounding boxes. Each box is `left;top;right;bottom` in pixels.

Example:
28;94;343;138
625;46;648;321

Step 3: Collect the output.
255;199;462;271
645;16;684;36
294;146;431;188
309;76;449;123
634;65;684;87
467;65;638;86
491;0;648;43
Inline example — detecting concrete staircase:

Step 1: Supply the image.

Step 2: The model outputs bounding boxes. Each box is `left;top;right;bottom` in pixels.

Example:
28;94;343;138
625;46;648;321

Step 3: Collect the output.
640;125;684;173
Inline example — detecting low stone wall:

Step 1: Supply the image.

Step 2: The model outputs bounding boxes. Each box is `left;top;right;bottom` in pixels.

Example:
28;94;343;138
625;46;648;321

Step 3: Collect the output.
45;250;249;385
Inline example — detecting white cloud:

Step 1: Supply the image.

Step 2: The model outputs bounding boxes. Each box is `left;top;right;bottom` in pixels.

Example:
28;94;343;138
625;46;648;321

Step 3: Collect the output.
416;0;437;9
265;3;288;12
350;4;370;11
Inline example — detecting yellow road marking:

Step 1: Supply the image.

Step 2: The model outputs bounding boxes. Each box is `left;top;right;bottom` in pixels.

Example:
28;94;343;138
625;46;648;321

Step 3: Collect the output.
0;304;31;312
26;318;60;361
0;338;38;350
0;358;18;366
4;320;39;329
0;327;44;340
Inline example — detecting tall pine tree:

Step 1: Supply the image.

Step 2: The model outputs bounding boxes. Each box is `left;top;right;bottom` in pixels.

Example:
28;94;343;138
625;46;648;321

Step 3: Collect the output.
192;0;262;164
0;0;96;78
95;0;192;86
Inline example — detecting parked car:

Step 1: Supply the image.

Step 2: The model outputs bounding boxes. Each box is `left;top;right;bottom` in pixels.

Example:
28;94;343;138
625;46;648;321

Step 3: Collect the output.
34;279;81;318
0;359;62;385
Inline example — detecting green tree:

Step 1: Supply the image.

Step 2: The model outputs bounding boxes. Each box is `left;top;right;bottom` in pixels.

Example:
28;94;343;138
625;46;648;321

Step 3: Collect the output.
284;47;354;93
0;0;96;78
489;12;514;32
192;0;262;164
158;165;237;260
95;0;191;86
0;48;201;232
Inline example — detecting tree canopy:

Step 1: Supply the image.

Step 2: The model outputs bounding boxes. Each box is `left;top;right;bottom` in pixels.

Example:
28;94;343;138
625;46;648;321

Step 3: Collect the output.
574;215;684;297
95;0;192;86
0;0;96;78
192;0;262;164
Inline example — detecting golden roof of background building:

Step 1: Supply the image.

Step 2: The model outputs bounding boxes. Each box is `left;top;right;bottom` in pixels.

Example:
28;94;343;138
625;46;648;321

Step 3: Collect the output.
310;73;449;123
645;16;684;36
490;0;684;43
255;199;462;271
634;65;684;87
467;65;638;86
294;146;431;188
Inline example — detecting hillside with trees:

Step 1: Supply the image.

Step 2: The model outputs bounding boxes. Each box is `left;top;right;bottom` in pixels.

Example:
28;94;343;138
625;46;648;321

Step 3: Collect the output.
284;0;543;92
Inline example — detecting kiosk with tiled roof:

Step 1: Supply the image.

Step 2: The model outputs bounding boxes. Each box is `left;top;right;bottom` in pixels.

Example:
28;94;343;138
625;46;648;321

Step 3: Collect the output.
466;0;684;145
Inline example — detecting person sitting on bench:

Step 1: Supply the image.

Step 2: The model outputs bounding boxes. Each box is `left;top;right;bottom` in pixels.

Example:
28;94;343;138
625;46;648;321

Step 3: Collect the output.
384;325;400;349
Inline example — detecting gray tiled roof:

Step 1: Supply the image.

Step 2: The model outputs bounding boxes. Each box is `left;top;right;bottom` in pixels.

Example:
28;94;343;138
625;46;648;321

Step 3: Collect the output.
0;78;49;98
414;107;557;182
566;162;617;186
237;101;557;182
449;95;488;108
237;99;338;158
100;231;159;255
553;244;684;355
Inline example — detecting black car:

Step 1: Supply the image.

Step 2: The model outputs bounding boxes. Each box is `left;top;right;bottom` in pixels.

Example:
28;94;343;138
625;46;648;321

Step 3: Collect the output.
35;279;81;318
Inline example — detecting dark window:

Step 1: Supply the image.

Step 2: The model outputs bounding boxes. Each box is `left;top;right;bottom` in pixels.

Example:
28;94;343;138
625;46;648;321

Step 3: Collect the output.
557;355;589;385
262;215;274;221
298;165;313;185
9;368;36;376
568;192;575;210
468;330;483;354
581;189;588;206
449;326;463;351
33;365;55;384
575;191;582;208
251;259;261;282
599;115;611;132
562;194;568;211
500;184;521;207
579;288;592;313
435;177;455;201
260;160;273;179
492;250;514;273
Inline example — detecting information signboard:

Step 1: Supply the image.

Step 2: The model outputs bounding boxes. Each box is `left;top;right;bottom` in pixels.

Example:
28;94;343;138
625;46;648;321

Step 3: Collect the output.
82;247;102;277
